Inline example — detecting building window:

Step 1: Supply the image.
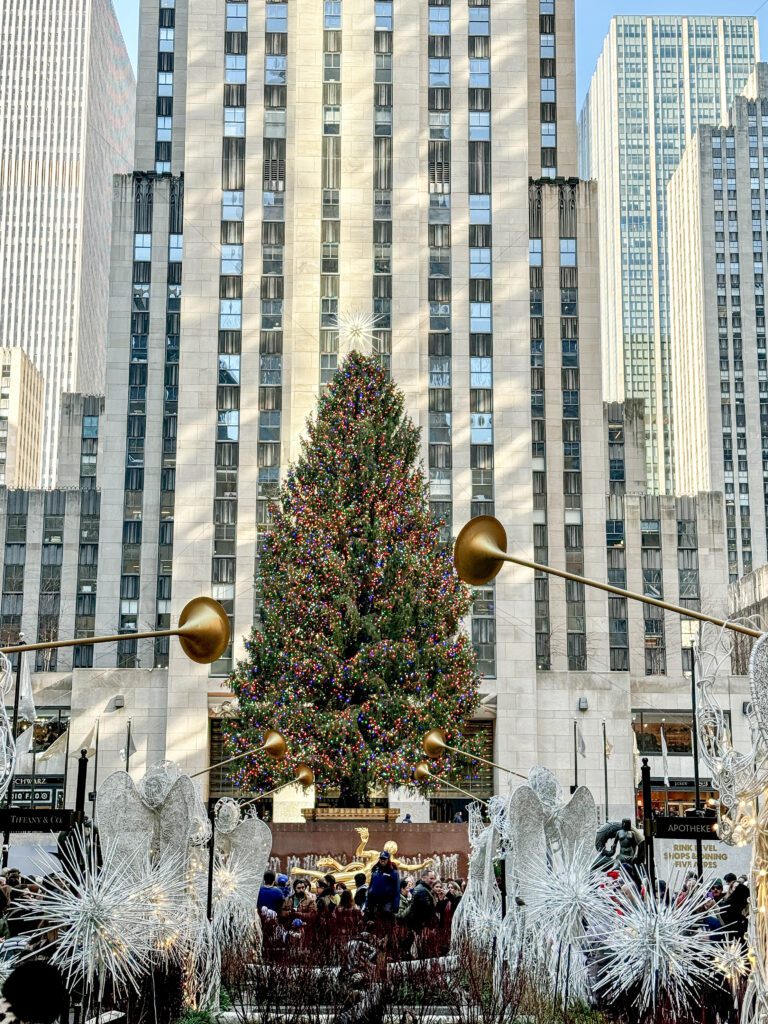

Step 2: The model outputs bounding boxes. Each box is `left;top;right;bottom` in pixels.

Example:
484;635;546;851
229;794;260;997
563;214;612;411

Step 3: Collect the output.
540;34;555;58
157;72;173;96
134;234;152;261
266;3;288;33
375;2;393;30
560;239;577;267
226;2;247;30
469;7;490;35
323;0;342;29
469;112;491;142
225;56;247;84
428;6;450;35
265;55;287;85
222;191;244;221
429;59;450;88
541;77;556;102
324;53;341;82
224;107;246;137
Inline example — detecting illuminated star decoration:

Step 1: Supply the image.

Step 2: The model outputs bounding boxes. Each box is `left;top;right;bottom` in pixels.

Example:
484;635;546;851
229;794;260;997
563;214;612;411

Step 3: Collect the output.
19;835;189;997
333;309;380;356
522;842;611;1006
714;939;751;1006
593;875;715;1016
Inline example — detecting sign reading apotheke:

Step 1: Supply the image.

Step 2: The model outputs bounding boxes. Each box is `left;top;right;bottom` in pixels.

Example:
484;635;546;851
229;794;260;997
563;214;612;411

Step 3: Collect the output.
654;815;717;840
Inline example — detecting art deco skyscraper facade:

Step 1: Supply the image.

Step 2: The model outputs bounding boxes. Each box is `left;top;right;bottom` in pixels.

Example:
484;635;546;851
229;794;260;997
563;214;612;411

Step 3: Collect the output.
669;65;768;583
92;0;615;778
579;16;759;494
0;0;135;486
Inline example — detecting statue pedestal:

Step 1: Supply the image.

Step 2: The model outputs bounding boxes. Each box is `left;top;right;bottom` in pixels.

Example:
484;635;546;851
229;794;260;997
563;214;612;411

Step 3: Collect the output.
301;807;401;823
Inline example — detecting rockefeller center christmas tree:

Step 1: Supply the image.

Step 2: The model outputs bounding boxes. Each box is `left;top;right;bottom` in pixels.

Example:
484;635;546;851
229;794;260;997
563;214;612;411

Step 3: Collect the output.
224;352;480;804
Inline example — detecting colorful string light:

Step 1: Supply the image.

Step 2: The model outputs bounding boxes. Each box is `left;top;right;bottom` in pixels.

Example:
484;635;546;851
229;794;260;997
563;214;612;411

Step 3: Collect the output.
224;353;482;798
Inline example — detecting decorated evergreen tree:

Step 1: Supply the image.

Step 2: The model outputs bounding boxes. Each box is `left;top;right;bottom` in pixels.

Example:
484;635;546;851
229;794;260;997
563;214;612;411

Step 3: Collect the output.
224;353;480;804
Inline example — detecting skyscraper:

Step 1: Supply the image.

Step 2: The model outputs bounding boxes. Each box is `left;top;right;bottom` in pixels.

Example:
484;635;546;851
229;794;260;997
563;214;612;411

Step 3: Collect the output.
93;0;601;779
669;64;768;582
0;0;135;486
579;16;759;494
0;349;43;490
0;1;746;826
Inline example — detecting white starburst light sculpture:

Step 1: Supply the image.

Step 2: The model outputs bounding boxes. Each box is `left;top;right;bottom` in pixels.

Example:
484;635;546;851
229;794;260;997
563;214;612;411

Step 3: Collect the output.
522;843;611;1005
333;309;380;356
593;877;715;1016
21;835;188;997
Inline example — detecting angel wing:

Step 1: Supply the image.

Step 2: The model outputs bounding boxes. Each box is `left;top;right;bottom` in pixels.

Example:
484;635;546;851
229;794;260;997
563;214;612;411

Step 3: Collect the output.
96;771;155;867
156;776;199;869
555;785;598;854
226;814;273;884
508;786;546;905
750;632;768;747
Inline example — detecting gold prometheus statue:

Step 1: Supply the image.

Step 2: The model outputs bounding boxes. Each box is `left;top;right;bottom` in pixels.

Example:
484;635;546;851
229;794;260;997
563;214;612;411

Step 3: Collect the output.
290;826;434;884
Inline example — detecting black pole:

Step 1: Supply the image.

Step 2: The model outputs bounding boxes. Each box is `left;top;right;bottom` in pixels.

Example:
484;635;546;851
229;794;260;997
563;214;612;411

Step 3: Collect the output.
74;750;89;825
602;721;610;822
30;746;36;810
573;720;578;789
641;757;657;896
206;810;216;922
690;657;704;879
90;719;100;819
2;646;25;868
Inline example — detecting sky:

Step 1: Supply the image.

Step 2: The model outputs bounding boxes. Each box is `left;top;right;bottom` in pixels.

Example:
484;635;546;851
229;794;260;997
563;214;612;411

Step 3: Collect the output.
113;1;768;110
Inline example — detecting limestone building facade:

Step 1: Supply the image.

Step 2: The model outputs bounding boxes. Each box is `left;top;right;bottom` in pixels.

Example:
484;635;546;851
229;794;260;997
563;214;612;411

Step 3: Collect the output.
0;349;43;490
0;0;135;485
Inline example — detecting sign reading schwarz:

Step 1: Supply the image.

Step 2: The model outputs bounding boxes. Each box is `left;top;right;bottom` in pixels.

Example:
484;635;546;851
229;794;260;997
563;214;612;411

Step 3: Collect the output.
654;815;718;840
0;809;75;833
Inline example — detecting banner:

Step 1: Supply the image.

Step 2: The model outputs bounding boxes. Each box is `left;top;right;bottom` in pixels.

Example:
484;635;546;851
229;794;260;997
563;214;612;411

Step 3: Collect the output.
655;838;752;881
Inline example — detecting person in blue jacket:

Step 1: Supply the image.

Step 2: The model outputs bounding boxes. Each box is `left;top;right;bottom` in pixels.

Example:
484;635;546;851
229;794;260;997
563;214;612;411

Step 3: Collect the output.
258;870;287;913
364;850;400;922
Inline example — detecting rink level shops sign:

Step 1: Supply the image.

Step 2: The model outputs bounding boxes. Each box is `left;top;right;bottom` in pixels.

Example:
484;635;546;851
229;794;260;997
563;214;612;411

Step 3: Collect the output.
0;808;75;833
653;815;718;840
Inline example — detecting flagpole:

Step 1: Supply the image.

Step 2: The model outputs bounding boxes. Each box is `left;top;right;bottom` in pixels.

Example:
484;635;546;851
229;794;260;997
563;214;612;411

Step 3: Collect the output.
573;720;578;790
91;719;100;819
125;719;132;773
61;719;71;810
30;744;36;810
602;721;609;822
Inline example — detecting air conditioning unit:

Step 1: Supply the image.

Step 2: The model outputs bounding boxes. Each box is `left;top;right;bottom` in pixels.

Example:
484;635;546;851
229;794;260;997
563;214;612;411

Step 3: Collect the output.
578;697;589;712
743;701;753;716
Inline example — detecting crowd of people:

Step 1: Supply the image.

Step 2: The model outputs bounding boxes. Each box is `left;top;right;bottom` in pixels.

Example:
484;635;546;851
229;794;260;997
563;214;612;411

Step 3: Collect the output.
257;849;465;958
673;870;751;941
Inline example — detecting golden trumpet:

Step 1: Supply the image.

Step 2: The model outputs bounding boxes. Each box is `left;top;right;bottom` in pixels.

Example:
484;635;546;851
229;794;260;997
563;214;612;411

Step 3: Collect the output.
192;729;288;779
241;763;315;807
0;595;231;665
454;515;761;640
414;761;487;808
422;728;527;780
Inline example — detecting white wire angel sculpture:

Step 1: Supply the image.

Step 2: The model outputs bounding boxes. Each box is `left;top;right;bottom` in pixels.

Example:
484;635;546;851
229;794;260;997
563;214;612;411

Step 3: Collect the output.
695;621;768;845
